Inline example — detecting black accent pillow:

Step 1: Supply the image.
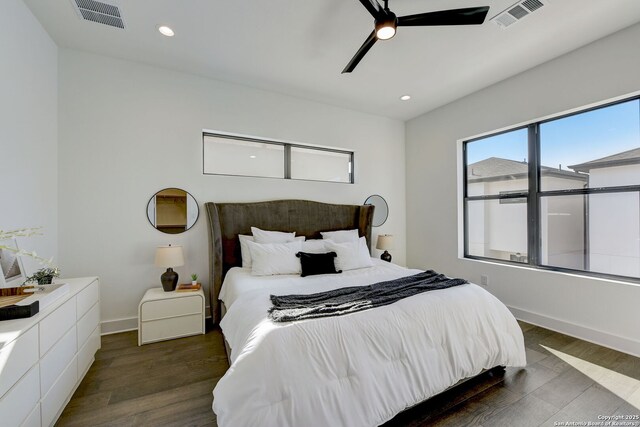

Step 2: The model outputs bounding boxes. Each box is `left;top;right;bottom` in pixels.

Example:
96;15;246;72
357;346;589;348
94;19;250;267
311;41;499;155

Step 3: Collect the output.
296;252;342;277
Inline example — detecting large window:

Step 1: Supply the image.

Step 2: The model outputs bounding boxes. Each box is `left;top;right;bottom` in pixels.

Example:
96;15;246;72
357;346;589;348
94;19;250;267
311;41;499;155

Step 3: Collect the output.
203;132;354;183
463;96;640;280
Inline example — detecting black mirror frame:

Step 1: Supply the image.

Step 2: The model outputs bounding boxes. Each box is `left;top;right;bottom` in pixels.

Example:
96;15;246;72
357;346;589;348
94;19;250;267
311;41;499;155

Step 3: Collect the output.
146;187;199;234
364;194;389;227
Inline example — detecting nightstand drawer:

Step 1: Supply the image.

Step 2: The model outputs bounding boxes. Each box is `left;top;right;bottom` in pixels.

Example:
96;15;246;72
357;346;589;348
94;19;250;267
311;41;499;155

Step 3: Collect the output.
141;314;203;344
141;296;202;321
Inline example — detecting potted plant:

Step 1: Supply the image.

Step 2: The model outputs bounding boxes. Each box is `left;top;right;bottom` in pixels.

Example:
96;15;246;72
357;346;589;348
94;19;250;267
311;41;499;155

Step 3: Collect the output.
24;267;60;285
191;273;198;286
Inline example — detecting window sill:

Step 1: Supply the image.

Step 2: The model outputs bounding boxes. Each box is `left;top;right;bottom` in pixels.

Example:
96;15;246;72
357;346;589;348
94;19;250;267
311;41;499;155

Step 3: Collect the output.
460;255;640;288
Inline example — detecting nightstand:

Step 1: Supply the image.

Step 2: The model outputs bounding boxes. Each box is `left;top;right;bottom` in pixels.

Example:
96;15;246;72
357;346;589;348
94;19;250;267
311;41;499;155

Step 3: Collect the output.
138;287;205;346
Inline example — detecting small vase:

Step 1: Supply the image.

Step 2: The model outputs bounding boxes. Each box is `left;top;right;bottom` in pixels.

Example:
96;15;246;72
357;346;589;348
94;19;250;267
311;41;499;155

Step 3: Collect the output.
191;281;198;286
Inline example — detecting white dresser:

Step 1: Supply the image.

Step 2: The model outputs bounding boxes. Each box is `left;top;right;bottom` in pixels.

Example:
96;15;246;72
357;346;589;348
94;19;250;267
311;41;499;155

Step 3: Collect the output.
0;277;100;427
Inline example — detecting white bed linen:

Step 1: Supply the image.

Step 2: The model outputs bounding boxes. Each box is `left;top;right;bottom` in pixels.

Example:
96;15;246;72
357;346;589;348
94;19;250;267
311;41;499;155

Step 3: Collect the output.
213;260;526;427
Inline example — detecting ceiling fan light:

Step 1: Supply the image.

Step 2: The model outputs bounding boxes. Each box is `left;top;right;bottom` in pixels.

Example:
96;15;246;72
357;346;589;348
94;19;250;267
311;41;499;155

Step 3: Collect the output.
375;12;397;40
376;26;396;40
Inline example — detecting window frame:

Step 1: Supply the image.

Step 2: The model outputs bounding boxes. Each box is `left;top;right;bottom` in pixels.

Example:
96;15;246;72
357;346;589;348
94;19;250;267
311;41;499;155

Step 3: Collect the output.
202;131;355;184
463;95;640;283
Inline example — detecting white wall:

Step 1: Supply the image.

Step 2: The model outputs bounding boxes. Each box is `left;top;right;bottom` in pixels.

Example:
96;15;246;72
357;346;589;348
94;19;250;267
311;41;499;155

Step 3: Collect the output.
406;23;640;356
0;0;58;275
58;49;406;332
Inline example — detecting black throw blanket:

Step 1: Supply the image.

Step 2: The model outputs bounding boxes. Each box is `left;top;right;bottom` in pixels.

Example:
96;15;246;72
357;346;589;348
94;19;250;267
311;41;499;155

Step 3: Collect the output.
268;270;468;322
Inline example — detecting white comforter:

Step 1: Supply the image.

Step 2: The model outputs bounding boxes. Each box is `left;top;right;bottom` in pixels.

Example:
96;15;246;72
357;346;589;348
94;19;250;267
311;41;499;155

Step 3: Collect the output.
213;260;526;427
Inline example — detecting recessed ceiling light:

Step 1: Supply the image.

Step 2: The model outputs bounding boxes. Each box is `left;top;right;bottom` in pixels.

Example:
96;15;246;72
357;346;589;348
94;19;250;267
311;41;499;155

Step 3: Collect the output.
158;26;175;37
399;95;411;101
249;155;257;159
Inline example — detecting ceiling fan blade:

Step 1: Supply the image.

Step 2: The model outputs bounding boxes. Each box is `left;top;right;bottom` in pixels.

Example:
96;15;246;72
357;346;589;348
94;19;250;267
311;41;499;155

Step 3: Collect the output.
342;31;378;74
397;6;489;27
358;0;385;19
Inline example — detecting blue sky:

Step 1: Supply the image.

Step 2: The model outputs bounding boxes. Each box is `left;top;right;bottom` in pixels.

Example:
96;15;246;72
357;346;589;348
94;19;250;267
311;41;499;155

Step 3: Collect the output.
467;99;640;169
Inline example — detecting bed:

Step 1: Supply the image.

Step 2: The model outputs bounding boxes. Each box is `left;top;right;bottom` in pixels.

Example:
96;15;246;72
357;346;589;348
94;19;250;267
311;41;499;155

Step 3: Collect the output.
205;199;526;427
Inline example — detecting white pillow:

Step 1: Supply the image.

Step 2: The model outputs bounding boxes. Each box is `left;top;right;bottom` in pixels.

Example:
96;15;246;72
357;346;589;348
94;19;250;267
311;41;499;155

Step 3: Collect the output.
251;227;297;244
240;234;304;268
324;237;373;271
320;229;359;243
247;240;303;276
239;235;255;268
301;239;327;254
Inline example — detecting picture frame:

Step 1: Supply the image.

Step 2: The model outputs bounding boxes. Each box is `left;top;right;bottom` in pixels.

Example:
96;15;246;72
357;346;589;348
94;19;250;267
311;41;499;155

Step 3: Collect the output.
0;238;27;288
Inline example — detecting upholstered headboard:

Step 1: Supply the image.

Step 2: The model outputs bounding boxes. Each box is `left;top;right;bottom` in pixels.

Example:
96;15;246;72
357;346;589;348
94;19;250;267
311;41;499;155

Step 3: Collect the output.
205;200;374;324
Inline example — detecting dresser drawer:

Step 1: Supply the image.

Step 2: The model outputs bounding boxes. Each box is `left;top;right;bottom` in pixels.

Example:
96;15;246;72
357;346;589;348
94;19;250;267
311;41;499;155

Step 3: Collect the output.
41;325;77;396
21;403;40;427
77;301;100;349
0;325;38;399
0;364;40;427
141;295;202;321
41;356;77;427
78;325;100;378
141;314;203;344
77;279;99;320
40;297;76;357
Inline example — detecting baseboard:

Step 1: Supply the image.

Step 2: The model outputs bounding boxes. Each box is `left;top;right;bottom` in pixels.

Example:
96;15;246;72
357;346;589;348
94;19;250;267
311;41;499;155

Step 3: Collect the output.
101;316;138;335
508;305;640;357
101;305;213;336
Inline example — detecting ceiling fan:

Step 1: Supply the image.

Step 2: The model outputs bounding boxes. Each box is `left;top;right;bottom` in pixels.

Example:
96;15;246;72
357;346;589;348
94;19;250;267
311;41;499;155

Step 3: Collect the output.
343;0;490;73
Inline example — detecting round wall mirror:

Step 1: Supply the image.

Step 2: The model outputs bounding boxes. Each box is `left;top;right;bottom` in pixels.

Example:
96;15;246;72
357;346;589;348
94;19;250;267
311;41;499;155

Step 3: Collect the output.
364;195;389;227
147;188;199;234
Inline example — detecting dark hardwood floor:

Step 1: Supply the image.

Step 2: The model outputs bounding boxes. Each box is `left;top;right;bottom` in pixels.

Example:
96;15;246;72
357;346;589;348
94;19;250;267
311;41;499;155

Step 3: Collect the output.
57;321;640;426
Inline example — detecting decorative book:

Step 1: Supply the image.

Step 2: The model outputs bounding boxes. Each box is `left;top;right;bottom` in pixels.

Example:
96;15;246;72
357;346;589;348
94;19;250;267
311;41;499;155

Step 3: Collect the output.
176;283;201;292
0;286;40;320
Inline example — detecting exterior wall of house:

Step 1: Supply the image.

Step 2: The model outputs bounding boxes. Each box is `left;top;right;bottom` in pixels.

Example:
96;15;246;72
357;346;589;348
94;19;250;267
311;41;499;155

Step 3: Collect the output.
540;193;585;270
467;175;584;265
588;163;640;277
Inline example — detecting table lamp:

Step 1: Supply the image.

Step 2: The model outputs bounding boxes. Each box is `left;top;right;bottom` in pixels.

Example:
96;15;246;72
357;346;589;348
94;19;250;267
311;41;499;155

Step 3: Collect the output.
376;234;394;263
155;245;184;291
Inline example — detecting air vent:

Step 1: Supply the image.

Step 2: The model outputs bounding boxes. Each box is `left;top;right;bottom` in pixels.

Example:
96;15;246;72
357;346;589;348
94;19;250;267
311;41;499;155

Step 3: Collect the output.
508;5;529;19
522;0;544;12
71;0;125;29
491;0;548;28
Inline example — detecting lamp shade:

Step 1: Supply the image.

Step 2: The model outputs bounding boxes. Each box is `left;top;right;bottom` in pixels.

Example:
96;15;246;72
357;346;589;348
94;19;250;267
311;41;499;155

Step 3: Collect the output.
376;234;394;251
154;245;184;268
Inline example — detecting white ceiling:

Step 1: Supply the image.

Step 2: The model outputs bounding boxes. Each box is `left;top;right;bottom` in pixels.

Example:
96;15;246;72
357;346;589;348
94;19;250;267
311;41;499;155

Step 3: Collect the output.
25;0;640;120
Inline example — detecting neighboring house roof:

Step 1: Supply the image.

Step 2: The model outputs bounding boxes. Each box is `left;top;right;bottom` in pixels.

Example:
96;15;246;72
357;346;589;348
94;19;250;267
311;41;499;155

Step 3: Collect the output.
467;157;587;183
569;147;640;173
